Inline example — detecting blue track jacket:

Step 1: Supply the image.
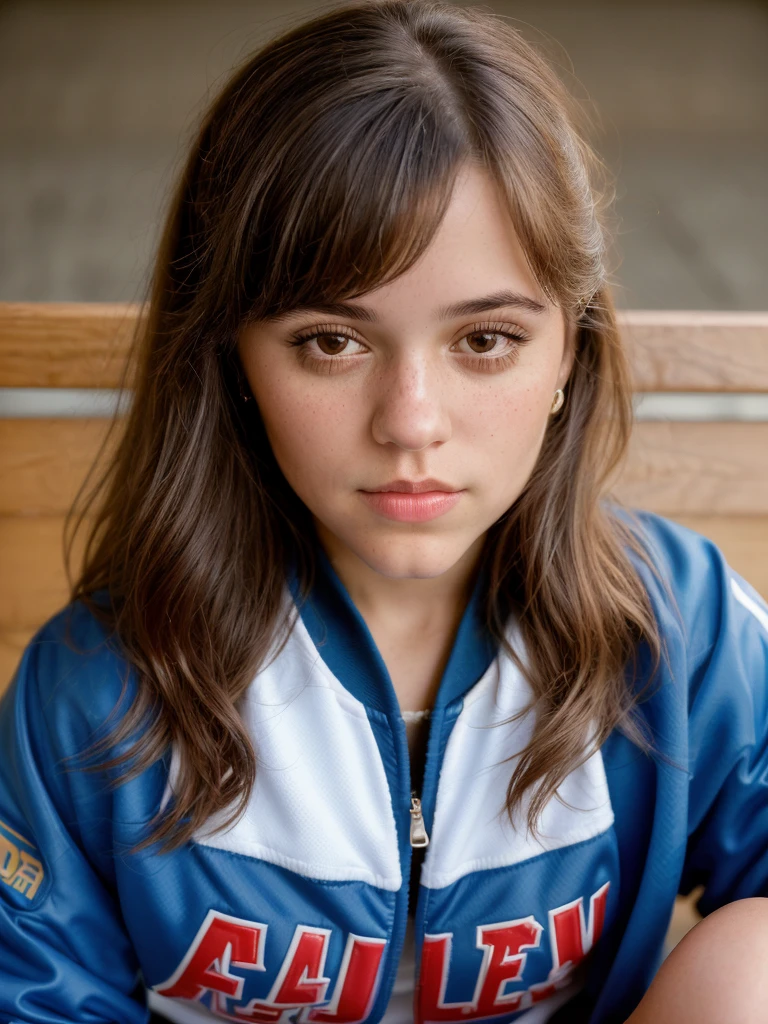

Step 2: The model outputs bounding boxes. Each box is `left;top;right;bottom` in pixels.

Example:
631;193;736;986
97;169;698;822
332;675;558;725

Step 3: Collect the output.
1;509;768;1024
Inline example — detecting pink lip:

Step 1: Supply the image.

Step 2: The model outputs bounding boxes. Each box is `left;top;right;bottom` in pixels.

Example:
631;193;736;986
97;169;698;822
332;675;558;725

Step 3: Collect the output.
359;489;464;522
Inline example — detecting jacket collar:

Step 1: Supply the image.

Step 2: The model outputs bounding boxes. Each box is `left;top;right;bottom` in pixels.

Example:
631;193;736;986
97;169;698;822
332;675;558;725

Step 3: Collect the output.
286;538;498;716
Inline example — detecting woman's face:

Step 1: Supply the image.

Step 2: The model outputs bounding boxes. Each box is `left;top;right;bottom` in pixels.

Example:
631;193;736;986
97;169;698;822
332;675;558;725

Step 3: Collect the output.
238;164;574;582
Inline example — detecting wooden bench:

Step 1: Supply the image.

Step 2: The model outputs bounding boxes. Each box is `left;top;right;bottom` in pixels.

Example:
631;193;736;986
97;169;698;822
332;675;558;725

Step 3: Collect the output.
0;301;767;950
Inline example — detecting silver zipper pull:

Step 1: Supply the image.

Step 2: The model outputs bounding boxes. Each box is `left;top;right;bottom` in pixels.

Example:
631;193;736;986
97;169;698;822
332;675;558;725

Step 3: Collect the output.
410;795;429;848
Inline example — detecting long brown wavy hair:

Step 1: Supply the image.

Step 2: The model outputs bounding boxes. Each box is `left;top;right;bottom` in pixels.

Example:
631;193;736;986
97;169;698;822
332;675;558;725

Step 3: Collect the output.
64;0;663;854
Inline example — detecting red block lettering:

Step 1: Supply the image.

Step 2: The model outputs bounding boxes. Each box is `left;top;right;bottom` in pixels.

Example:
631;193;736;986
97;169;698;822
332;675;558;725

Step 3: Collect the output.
231;926;333;1021
419;917;542;1021
308;933;387;1022
473;918;543;1016
530;881;610;1005
154;909;266;1002
418;883;611;1021
551;881;609;969
272;926;332;1005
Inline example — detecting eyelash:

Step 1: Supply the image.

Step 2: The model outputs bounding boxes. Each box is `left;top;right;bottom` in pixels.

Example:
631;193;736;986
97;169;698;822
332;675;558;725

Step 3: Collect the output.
287;321;530;374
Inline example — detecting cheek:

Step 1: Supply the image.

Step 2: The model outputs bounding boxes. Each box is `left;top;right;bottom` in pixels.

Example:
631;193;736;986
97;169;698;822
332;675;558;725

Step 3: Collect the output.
456;382;553;518
253;380;357;495
463;384;552;470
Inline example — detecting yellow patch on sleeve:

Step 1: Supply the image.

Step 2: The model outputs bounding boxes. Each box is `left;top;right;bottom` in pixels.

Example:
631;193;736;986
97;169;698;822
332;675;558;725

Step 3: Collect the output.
0;817;45;901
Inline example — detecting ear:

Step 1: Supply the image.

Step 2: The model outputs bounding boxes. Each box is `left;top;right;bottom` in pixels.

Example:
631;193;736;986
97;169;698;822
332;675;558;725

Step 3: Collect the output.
556;319;577;390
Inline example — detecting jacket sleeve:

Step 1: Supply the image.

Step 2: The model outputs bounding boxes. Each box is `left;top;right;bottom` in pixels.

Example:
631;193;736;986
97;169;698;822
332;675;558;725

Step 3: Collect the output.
679;554;768;916
0;609;149;1023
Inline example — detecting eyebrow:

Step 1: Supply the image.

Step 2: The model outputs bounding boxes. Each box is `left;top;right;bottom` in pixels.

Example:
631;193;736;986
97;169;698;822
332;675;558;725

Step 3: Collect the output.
269;289;548;324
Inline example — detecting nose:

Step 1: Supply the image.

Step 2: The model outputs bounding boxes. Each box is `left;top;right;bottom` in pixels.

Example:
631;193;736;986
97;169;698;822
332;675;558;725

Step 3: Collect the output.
369;352;452;452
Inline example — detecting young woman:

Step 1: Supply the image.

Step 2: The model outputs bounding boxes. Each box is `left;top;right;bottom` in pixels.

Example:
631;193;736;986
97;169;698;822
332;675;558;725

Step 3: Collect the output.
1;2;767;1022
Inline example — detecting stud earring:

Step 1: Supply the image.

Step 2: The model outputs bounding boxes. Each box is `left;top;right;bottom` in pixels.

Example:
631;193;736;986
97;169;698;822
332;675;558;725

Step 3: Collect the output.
550;388;565;414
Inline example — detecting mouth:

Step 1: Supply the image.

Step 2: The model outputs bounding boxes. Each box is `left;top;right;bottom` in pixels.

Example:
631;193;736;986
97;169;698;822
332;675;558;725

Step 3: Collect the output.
358;488;464;523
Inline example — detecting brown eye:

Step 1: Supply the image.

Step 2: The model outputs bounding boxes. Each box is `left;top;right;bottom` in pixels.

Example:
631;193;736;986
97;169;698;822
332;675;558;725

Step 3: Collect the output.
465;331;505;355
314;334;351;356
452;322;531;373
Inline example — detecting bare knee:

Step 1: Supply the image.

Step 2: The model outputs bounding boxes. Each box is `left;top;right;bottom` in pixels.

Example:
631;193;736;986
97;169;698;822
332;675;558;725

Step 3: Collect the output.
626;898;768;1024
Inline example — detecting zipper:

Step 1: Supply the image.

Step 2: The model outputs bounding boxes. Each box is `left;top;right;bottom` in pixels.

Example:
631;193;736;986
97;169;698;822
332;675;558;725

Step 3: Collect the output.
370;713;415;1020
375;709;440;1018
410;792;430;847
412;704;449;1019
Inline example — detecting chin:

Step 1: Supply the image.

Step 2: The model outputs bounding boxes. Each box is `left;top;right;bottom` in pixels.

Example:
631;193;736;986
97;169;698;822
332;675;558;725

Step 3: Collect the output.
348;531;472;580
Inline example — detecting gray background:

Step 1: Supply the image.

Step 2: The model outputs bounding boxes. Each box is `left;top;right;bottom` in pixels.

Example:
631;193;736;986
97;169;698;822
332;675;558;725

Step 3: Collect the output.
1;0;766;310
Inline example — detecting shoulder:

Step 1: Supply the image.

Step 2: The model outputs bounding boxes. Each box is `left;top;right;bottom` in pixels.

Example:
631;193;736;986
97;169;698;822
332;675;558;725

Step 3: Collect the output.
7;591;140;760
613;505;768;694
616;505;730;595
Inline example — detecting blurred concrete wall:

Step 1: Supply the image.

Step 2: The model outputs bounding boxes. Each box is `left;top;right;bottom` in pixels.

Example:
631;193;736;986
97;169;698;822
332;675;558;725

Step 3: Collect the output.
0;0;766;309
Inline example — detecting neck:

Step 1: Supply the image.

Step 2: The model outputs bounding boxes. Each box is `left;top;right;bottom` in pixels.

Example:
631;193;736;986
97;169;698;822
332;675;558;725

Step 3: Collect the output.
312;521;486;636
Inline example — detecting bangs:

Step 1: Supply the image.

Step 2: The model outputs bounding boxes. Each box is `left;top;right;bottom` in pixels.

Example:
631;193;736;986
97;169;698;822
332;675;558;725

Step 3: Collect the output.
238;93;470;322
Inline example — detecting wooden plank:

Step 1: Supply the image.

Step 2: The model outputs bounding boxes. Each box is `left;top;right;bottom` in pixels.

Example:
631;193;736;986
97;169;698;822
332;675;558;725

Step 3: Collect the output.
1;303;768;391
0;303;141;388
0;419;120;516
0;516;87;630
614;422;768;516
2;417;767;518
623;311;768;393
